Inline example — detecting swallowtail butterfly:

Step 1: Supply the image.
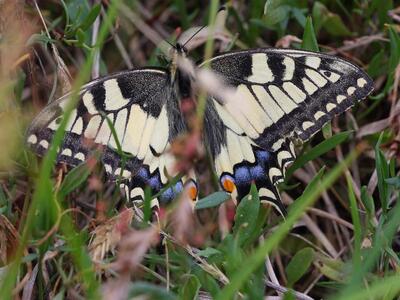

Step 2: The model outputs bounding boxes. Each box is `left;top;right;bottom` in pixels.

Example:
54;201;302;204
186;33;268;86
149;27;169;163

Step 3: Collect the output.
27;42;373;214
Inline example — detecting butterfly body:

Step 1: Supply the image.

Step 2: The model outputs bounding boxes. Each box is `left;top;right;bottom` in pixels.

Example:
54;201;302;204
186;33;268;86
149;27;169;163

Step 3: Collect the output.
27;47;373;212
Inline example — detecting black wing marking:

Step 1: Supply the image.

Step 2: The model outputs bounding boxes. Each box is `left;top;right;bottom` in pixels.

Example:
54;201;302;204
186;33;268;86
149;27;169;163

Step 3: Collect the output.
206;48;373;150
202;48;373;210
27;69;197;205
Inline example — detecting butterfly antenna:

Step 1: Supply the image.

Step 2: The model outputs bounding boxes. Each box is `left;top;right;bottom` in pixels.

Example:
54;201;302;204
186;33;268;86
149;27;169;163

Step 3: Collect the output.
182;25;206;48
165;39;176;49
182;5;226;48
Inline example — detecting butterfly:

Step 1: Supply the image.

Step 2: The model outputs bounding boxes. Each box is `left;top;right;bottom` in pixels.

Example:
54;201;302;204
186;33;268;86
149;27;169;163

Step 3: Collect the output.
27;44;373;214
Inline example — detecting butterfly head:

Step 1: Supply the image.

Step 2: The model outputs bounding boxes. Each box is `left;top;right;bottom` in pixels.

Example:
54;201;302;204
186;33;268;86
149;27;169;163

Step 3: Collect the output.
175;43;188;55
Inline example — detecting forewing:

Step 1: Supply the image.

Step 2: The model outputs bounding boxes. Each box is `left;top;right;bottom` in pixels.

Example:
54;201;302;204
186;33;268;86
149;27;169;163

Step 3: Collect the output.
27;69;197;205
207;48;373;149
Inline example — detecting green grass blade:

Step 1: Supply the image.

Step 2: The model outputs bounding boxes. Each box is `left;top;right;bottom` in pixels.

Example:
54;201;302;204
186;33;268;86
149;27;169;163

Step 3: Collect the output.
301;16;319;51
195;0;220;123
232;184;260;246
128;282;178;299
333;272;400;300
334;198;400;298
59;163;91;197
216;147;360;299
285;247;314;287
346;174;362;271
375;133;389;214
174;0;190;29
287;131;352;178
301;16;335;139
1;1;120;298
195;191;230;210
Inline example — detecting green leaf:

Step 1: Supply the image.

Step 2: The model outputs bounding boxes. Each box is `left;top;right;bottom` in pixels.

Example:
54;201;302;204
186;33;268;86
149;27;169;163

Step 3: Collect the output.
375;133;389;215
301;16;319;51
283;290;296;300
232;184;260;246
322;122;332;139
360;186;375;217
322;13;351;37
195;191;230;210
245;0;265;44
76;28;86;46
388;26;400;70
27;33;57;46
245;204;271;244
219;234;244;276
128;282;177;300
383;26;400;93
0;183;8;207
65;0;90;24
316;256;346;282
179;275;201;300
385;177;400;189
192;266;220;297
312;2;328;33
346;174;362;270
263;0;291;27
0;266;7;286
143;186;153;223
367;49;385;78
389;158;395;177
245;264;265;299
21;253;38;263
291;8;307;27
173;0;190;29
285;247;314;287
79;4;101;31
14;70;26;103
369;0;393;27
197;247;222;258
287;131;352;178
59;163;91;197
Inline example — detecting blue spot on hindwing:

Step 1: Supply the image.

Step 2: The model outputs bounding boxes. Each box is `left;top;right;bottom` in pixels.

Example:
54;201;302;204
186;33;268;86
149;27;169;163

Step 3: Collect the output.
148;175;162;190
234;166;251;185
255;149;270;163
160;187;174;203
159;180;184;204
173;181;184;193
250;165;265;179
227;147;275;200
138;167;149;179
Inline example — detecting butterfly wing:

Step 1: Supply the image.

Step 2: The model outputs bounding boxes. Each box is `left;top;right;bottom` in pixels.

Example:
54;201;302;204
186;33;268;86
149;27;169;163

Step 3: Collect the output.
204;100;295;214
27;69;197;206
203;48;373;211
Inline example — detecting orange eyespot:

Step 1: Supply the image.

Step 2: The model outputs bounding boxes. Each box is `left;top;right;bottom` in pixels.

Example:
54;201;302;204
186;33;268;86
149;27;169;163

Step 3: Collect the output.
222;178;236;193
188;185;198;201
